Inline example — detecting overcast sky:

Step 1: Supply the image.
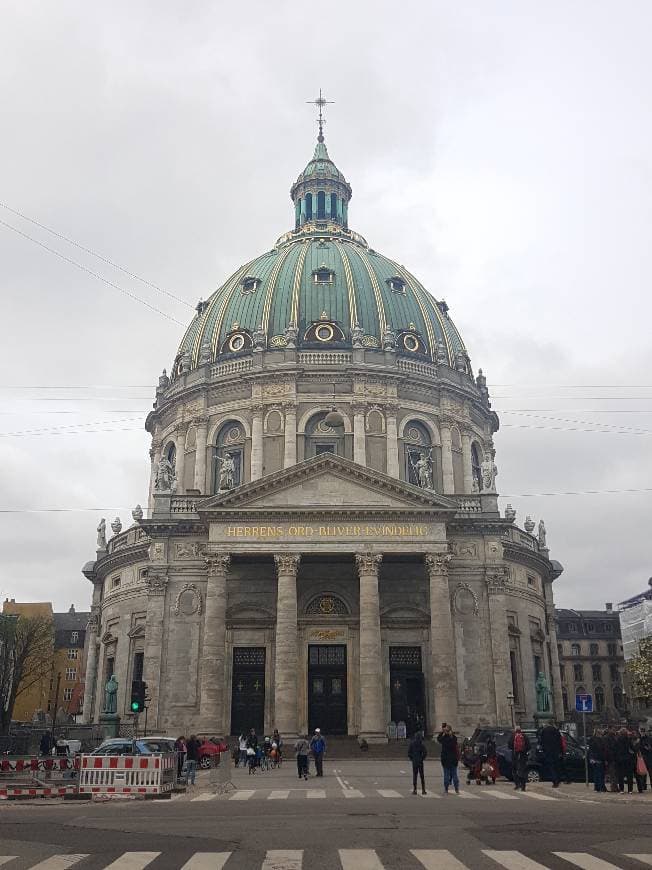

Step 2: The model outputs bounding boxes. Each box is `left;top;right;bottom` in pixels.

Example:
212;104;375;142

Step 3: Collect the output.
1;1;650;613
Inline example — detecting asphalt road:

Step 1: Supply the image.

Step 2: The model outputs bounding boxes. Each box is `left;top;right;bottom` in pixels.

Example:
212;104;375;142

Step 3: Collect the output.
1;761;651;870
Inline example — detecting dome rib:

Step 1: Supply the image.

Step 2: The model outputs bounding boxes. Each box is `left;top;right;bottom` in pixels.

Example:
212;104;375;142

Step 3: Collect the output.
332;240;359;328
261;243;296;336
352;245;388;336
290;241;310;326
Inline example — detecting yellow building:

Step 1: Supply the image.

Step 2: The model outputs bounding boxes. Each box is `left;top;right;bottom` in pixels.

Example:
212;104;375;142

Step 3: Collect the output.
2;600;53;723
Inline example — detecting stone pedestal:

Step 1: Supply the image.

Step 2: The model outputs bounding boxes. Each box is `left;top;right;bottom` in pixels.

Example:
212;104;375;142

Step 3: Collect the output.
99;713;120;739
356;553;386;742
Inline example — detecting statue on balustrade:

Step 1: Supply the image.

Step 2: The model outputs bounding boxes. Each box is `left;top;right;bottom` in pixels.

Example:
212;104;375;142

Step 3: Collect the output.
103;675;118;714
216;453;236;490
481;453;498;492
412;449;433;490
155;455;177;493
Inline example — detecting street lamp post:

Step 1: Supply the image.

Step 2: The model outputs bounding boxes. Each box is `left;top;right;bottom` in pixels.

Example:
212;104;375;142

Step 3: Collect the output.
507;691;515;728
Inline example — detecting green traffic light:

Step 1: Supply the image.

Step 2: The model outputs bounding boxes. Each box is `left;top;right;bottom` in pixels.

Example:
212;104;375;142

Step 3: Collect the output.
131;701;140;712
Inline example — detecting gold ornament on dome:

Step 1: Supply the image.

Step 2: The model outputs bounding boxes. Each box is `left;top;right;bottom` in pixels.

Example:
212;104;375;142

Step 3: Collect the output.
270;335;288;348
362;335;380;348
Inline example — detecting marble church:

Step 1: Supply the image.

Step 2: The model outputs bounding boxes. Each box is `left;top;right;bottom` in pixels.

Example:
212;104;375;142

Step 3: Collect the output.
82;113;564;740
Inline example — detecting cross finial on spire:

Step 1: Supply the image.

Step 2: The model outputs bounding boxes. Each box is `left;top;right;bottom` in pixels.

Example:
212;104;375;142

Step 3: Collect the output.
306;89;334;143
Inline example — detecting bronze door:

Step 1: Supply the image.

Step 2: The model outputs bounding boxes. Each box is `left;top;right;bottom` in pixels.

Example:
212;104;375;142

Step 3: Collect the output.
230;647;265;736
308;644;347;735
389;646;426;736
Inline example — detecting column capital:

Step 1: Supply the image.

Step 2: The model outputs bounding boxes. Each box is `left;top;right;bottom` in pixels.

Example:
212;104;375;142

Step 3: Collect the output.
204;552;231;576
355;552;382;575
425;551;452;576
274;553;301;574
145;571;169;597
87;611;100;634
176;421;190;435
251;402;265;415
282;401;297;413
385;402;399;416
351;401;367;416
485;566;508;594
193;415;209;428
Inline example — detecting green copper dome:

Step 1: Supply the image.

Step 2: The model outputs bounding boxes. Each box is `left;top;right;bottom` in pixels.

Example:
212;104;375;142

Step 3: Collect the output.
173;135;469;375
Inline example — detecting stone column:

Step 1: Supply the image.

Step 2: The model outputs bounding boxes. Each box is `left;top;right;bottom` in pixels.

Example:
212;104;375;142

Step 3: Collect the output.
486;568;513;725
440;423;455;494
274;554;300;737
425;552;458;727
175;424;188;495
148;441;161;510
198;553;230;733
461;432;473;494
82;610;100;723
283;404;297;468
543;581;565;718
353;403;367;466
250;404;264;481
142;571;168;730
385;404;399;478
193;417;209;493
356;553;385;741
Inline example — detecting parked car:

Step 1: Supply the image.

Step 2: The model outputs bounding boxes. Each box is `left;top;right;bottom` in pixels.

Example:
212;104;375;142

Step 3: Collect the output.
495;730;589;783
90;737;177;756
197;738;229;769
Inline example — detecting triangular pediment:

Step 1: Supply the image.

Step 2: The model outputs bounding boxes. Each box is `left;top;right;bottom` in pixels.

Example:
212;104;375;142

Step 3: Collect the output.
199;454;457;514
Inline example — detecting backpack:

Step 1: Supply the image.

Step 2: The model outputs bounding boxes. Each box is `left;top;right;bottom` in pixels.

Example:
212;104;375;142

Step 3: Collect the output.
513;731;525;753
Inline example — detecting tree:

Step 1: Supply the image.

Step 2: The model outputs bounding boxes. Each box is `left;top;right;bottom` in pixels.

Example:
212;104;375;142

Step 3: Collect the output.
0;614;54;734
627;637;652;709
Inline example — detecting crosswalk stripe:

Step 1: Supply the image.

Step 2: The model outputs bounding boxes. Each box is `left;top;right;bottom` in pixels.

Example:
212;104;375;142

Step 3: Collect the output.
554;853;623;870
412;849;470;869
180;854;232;870
262;850;302;869
339;849;384;870
103;854;161;870
486;790;520;800
418;792;440;798
268;790;290;800
28;856;88;870
229;789;255;800
306;790;326;798
377;789;403;798
191;793;216;802
455;790;481;799
521;791;557;801
626;858;652;867
342;789;364;798
484;850;552;870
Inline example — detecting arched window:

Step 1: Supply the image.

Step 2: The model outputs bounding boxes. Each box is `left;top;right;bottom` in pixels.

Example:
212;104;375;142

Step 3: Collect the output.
595;686;605;712
213;422;245;492
305;193;313;220
330;193;337;218
574;663;584;682
613;685;623;710
403;421;439;489
592;664;602;682
562;687;569;714
165;441;176;467
305;412;343;458
571;643;581;656
317;191;326;219
471;443;483;491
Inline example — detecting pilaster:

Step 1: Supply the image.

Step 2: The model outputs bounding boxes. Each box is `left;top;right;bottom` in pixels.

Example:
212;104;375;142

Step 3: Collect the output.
486;567;512;725
251;404;264;481
385;403;399;478
352;402;367;466
283;404;297;468
193;417;209;493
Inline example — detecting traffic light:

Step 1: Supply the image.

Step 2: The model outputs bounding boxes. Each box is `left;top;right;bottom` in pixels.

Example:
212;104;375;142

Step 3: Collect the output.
130;680;147;713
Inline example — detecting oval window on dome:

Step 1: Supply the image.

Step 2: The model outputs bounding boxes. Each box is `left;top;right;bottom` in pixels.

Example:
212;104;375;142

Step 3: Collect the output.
403;333;419;353
315;323;334;342
229;333;246;353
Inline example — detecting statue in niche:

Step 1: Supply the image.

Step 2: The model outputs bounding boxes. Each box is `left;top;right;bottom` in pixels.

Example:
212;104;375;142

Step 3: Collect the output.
535;672;551;713
155;455;177;493
481;454;498;492
412;449;433;490
216;453;236;490
96;518;106;549
538;519;547;549
103;675;118;714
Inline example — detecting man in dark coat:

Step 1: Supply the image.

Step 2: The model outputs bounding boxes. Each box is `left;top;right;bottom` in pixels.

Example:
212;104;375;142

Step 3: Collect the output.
508;726;531;791
614;727;635;793
539;722;563;787
588;729;607;792
437;724;460;794
408;731;428;795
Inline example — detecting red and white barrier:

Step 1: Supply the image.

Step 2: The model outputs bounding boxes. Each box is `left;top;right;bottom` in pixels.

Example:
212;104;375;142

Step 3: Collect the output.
0;756;80;799
78;753;177;797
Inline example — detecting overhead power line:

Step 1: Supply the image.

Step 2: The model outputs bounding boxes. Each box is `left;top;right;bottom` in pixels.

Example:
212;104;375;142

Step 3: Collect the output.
0;201;194;309
0;218;186;326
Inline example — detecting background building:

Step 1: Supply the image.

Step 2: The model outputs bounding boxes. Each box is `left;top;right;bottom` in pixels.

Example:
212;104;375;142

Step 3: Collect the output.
556;605;626;722
618;580;652;661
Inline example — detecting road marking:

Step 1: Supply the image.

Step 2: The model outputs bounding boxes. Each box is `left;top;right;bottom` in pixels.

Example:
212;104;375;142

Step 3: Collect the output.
554;853;623;870
412;849;470;869
229;789;255;800
335;774;348;790
486;790;520;800
418;792;440;798
102;854;161;870
180;854;232;870
342;789;364;798
268;790;290;800
262;850;302;869
377;789;403;798
191;792;216;801
29;857;88;870
484;850;552;870
521;791;557;801
339;850;384;869
626;857;652;867
455;790;481;799
306;789;326;798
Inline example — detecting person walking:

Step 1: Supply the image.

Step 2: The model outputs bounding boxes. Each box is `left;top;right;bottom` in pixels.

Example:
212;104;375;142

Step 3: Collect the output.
539;722;563;787
408;731;428;795
632;729;648;792
605;726;619;792
272;729;283;763
588;729;607;792
437;723;460;794
246;729;259;775
237;733;248;768
614;727;635;793
508;726;530;791
174;735;187;779
185;734;200;786
310;728;326;777
295;734;310;780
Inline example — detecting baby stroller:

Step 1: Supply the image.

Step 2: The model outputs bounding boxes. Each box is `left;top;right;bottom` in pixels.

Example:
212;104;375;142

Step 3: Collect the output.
472;754;497;785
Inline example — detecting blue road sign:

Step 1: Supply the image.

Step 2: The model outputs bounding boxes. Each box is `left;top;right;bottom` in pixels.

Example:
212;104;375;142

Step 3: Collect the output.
576;692;593;713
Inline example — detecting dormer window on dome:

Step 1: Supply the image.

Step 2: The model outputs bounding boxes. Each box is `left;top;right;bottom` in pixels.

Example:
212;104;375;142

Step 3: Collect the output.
313;266;334;285
241;277;260;295
388;276;406;294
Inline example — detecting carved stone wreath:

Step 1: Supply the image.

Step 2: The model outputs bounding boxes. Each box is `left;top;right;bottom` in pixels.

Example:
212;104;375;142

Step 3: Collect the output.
174;583;203;617
452;583;479;617
306;595;348;616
